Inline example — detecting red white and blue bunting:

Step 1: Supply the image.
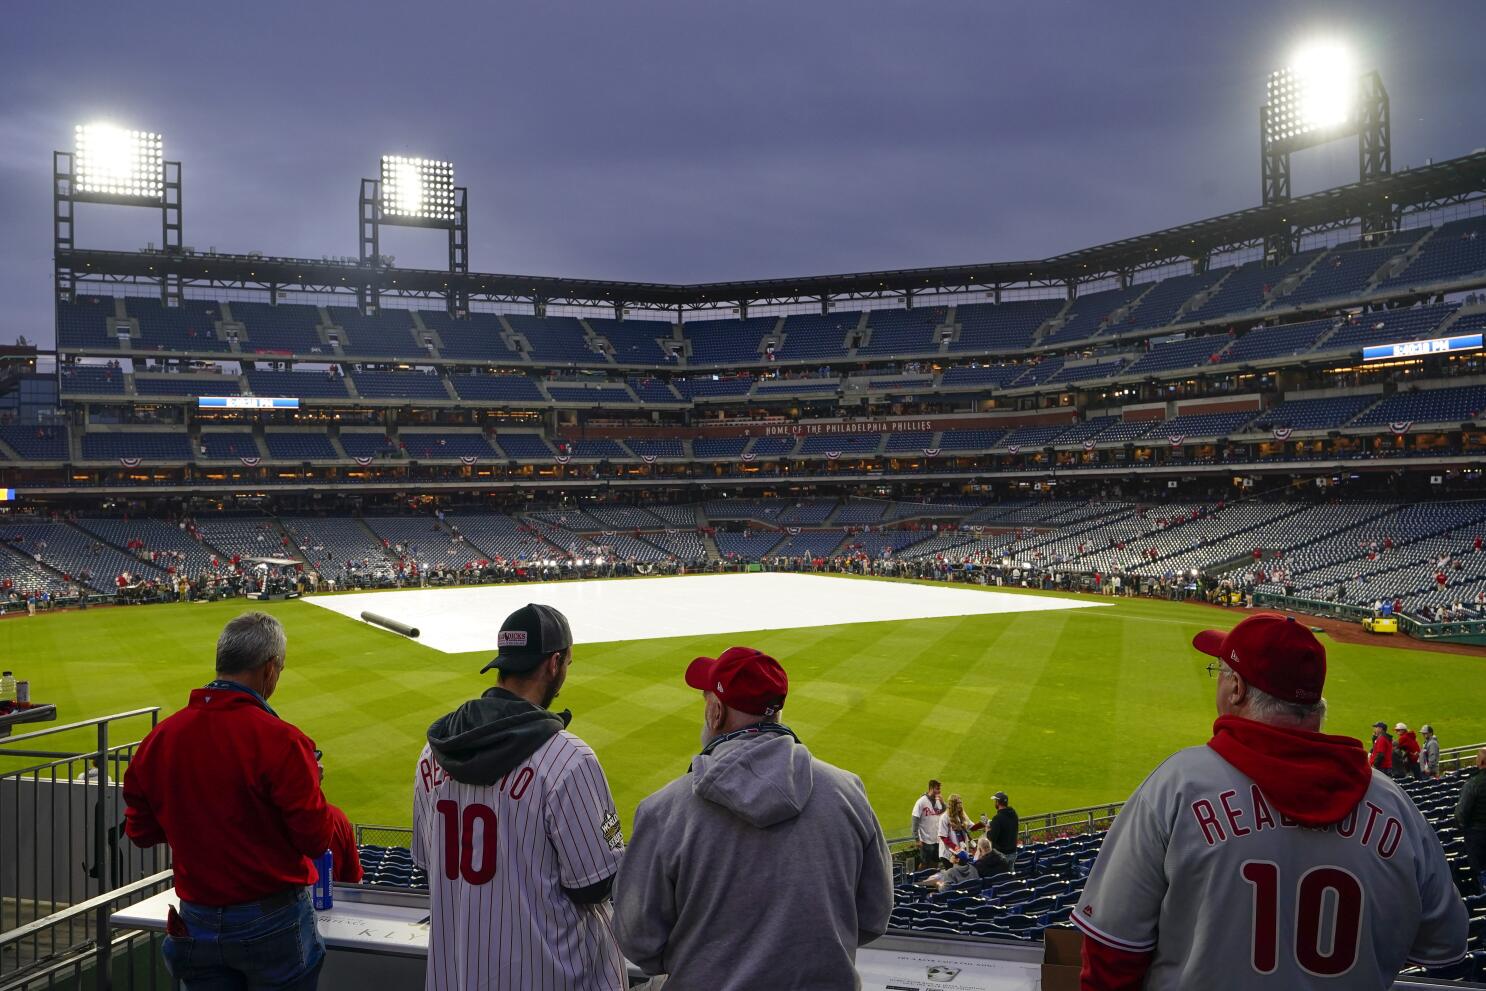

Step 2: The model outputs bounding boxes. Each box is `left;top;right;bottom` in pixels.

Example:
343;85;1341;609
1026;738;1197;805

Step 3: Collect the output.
1007;444;1021;455
825;451;842;460
1271;427;1293;441
740;452;757;462
1082;439;1096;451
239;457;261;467
1390;421;1413;436
119;457;142;468
641;454;657;464
459;455;479;465
554;454;571;464
353;456;373;467
922;448;941;457
1168;435;1187;447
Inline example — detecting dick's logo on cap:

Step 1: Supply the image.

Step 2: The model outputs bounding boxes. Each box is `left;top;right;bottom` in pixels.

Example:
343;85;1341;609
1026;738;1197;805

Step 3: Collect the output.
499;630;529;648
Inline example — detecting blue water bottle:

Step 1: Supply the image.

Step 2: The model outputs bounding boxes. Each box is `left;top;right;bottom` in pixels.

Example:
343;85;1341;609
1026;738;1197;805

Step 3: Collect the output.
312;850;334;910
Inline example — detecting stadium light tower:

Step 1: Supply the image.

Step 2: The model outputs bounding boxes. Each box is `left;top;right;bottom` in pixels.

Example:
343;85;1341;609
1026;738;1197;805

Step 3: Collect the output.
1260;41;1392;257
359;155;468;313
54;123;183;305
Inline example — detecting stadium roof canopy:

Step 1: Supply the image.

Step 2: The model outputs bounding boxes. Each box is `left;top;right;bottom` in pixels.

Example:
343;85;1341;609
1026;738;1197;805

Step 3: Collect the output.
60;150;1486;313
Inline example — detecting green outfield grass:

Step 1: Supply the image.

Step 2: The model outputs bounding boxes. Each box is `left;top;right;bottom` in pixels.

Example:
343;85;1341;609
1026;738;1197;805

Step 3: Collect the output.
5;578;1484;836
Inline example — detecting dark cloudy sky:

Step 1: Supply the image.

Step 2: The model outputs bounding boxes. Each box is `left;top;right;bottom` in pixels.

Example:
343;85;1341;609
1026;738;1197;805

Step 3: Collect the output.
3;0;1484;346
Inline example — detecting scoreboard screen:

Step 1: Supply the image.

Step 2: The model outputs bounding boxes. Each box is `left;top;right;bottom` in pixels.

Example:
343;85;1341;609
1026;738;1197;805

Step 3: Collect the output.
197;396;300;409
1361;333;1482;362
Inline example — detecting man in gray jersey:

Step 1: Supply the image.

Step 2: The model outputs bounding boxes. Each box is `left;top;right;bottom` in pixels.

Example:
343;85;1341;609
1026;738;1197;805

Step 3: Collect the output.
1074;612;1467;989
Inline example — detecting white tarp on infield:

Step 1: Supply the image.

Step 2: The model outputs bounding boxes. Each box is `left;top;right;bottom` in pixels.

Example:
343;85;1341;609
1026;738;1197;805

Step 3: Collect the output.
302;572;1109;655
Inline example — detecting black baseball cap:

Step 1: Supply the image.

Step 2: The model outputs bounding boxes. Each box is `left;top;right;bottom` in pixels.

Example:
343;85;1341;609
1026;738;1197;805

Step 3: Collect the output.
480;603;573;674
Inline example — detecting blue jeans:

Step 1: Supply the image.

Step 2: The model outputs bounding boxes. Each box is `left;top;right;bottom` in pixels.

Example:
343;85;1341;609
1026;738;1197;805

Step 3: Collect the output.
163;890;325;991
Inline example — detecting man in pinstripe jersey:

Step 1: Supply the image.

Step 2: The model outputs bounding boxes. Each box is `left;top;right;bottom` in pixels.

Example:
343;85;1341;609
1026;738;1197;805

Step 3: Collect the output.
414;603;626;991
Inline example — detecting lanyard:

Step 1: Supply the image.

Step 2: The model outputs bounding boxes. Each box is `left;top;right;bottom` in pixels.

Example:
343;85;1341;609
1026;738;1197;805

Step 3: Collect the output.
203;679;278;718
699;721;799;757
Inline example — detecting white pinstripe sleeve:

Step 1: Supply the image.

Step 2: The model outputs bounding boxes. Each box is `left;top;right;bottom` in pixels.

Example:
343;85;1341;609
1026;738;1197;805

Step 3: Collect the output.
411;744;432;872
544;742;624;890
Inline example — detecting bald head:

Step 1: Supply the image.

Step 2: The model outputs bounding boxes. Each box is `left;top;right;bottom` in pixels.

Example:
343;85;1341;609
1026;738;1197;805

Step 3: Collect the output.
1477;747;1486;770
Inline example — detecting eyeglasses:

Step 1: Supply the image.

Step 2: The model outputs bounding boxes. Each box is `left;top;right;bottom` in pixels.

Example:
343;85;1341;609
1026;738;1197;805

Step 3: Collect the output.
1206;662;1234;678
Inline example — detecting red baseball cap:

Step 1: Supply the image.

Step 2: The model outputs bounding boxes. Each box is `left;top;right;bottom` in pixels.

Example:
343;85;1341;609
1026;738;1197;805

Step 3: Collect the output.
685;646;788;717
1193;612;1326;704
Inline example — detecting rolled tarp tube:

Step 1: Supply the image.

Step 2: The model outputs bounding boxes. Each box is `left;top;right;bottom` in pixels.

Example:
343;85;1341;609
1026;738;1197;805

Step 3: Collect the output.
360;611;420;638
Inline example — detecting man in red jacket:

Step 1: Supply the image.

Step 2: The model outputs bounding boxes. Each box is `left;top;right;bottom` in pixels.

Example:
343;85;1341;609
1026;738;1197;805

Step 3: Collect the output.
1397;722;1422;779
1370;721;1395;774
124;612;361;991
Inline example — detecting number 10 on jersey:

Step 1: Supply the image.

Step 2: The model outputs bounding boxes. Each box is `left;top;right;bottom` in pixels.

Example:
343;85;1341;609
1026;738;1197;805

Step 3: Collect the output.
436;800;499;884
1241;860;1363;977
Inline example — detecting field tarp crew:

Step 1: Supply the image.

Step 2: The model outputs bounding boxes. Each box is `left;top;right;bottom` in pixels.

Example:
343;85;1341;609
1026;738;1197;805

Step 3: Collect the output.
613;645;893;991
123;611;362;991
413;602;626;991
1073;612;1467;989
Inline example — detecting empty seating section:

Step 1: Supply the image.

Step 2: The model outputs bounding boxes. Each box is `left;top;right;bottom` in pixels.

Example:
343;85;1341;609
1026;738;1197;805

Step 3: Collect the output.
867;376;932;391
627;377;681;403
528;509;609;532
75;518;220;578
1043;285;1143;345
125;298;228;352
859;308;943;356
642;532;707;561
714;532;785;560
350;371;449;400
545;384;635;404
940;429;1007;451
134;376;241;397
265;433;339;459
584;506;667;529
399;434;496;459
1247;395;1377;432
199;432;258;459
705;499;788;522
683;317;776;364
418;312;520;360
327;307;418;357
508;315;605;364
0;426;69;460
1051;417;1117;445
245;369;350;399
0;544;70;596
59;366;126;394
1010;359;1064;388
445;513;556;561
361;518;485;567
338;433;394;459
1378;216;1486;290
692;437;748;458
82;432;192;461
1045;358;1127;384
940;365;1025;389
560;439;627;459
1351;385;1486;427
588;318;675;364
1182;250;1325;323
770;530;846;558
675;376;753;400
798;434;881;455
57;295;118;349
1152;410;1255;438
749;436;797;456
951;299;1064;352
1111;270;1223;332
884;431;935;452
1092;419;1159;444
449;374;544;403
626;438;685;458
834;500;889;525
1122;335;1231;376
1221;319;1334;364
1279;247;1394;306
2;522;165;591
647;504;699;527
997;425;1068;449
754;378;838;396
281;518;390;578
847;531;934;557
774;312;857;361
233;302;326;354
191;517;284;562
494;434;554;458
1318;303;1458;352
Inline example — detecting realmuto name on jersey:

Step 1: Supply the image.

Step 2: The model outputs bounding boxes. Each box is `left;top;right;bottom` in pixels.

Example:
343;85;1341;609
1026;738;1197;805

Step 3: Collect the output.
417;755;535;802
1190;786;1406;859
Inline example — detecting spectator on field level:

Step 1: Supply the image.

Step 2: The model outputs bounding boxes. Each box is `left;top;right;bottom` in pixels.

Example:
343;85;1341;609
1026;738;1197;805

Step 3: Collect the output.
613;646;892;991
1369;720;1394;774
1457;749;1486;895
1421;724;1441;778
414;604;626;991
1396;722;1422;779
1074;613;1466;989
988;791;1020;870
911;779;946;869
938;793;984;863
123;612;361;991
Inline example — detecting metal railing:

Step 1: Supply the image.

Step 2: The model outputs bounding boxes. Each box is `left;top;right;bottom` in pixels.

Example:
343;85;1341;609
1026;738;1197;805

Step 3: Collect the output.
1253;592;1486;642
0;870;174;991
0;709;166;987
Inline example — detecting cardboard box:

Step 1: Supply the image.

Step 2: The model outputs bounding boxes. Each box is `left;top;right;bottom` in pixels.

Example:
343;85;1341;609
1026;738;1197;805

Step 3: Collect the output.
1041;927;1083;991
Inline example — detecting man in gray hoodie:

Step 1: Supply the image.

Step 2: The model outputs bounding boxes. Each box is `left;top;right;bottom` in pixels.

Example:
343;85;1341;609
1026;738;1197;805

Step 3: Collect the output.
613;646;893;991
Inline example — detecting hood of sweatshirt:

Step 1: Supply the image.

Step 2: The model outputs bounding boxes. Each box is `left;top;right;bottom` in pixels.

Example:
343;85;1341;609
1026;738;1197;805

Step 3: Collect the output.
690;732;814;828
426;687;570;786
1207;715;1372;827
